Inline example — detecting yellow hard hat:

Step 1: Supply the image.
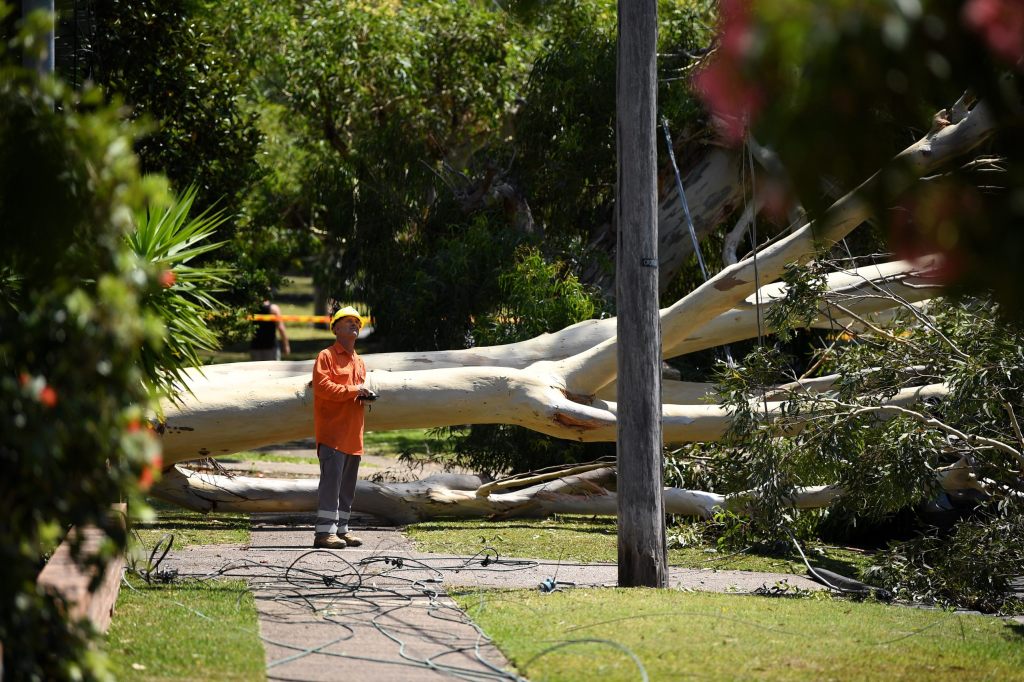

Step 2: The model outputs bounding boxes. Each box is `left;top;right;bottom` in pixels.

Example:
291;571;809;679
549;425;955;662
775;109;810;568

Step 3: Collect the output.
330;306;363;329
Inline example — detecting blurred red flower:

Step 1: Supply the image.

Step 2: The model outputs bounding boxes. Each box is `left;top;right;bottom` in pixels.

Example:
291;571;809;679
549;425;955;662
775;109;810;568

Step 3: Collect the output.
39;385;58;408
693;0;763;145
963;0;1024;69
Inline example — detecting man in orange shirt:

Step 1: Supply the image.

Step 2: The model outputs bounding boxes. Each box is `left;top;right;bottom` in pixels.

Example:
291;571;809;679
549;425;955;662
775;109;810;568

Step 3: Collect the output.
312;306;375;549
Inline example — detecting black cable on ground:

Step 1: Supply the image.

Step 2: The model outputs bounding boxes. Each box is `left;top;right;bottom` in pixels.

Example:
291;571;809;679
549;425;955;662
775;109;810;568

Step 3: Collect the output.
787;531;893;600
127;536;541;681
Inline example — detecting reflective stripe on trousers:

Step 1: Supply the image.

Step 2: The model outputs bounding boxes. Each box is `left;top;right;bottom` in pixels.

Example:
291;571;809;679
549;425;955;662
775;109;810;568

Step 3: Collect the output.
315;443;360;535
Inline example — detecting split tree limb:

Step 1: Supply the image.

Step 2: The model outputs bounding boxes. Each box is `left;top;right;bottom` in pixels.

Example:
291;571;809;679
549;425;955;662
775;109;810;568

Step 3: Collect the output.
556;101;994;394
151;456;986;522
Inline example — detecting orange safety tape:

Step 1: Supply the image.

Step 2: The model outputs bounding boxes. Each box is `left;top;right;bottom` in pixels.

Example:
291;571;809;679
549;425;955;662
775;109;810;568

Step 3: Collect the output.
249;314;372;324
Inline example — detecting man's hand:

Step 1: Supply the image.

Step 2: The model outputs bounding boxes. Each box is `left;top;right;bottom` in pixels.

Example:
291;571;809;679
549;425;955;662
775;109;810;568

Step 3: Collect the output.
355;385;378;401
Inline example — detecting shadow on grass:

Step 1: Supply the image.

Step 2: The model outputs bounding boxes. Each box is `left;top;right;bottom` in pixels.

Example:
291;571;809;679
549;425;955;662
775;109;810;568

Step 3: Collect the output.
138;500;249;533
135;514;250;533
369;434;433;450
780;547;867;577
417;519;618;535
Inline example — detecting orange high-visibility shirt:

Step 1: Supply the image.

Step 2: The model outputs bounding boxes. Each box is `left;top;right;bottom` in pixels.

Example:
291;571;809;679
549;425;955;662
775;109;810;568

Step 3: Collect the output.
312;342;366;455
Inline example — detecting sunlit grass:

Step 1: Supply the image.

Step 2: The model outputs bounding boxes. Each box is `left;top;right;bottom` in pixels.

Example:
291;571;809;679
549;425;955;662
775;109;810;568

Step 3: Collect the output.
107;575;264;681
406;515;872;576
218;429;440;465
131;499;250;549
364;428;444;458
456;588;1024;681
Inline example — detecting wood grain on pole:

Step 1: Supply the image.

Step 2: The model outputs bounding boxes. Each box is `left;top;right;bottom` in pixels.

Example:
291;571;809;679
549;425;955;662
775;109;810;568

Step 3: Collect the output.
615;0;667;587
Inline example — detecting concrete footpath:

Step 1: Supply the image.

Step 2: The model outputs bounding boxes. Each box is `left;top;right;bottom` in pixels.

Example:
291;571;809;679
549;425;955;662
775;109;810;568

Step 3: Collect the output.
162;512;824;681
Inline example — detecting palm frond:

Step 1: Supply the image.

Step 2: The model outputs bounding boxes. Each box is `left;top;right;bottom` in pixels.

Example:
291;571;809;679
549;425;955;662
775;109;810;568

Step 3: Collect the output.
127;185;232;402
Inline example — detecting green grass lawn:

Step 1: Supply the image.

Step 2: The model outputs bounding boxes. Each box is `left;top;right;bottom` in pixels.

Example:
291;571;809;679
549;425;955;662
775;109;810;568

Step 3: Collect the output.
111;503;262;679
364;428;446;458
217;428;442;465
220;451;318;465
456;588;1024;681
130;499;250;550
405;515;872;576
107;576;264;681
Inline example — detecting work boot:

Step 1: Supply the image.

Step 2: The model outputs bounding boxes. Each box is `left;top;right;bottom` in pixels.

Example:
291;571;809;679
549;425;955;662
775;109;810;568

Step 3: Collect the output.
338;532;363;547
313;533;346;549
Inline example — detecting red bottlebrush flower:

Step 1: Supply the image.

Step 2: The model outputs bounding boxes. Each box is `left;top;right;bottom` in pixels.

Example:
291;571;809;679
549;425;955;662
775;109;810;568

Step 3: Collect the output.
127;419;141;432
18;372;29;387
139;465;154;491
963;0;1024;69
159;270;177;288
139;453;163;491
39;385;58;408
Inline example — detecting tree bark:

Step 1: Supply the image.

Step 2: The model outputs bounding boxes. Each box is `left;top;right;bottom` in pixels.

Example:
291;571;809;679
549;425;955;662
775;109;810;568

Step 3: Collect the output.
582;142;744;295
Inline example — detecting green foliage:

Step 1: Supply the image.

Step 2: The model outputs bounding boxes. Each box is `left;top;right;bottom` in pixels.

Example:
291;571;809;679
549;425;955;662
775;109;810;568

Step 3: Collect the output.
472;246;600;347
866;502;1024;614
204;0;715;350
446;246;609;475
375;215;528;350
211;0;542;349
765;262;828;342
0;78;158;682
511;6;619;242
0;8;227;676
699;253;1024;612
126;186;228;398
91;0;261;213
514;0;714;248
88;0;269;346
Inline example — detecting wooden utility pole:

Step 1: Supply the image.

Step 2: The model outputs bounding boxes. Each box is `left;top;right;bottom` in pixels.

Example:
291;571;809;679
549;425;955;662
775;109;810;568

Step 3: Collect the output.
616;0;667;587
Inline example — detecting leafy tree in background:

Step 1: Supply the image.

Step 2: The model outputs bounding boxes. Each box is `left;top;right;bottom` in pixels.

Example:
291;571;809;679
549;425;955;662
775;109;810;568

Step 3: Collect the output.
227;0;538;349
89;0;270;342
445;246;610;475
513;0;712;253
91;0;260;214
211;0;718;351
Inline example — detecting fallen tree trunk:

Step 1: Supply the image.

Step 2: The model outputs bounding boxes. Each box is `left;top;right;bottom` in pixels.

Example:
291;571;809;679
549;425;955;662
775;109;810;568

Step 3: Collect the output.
162;371;948;463
182;255;939;385
155;101;996;518
153;457;986;522
163;258;944;462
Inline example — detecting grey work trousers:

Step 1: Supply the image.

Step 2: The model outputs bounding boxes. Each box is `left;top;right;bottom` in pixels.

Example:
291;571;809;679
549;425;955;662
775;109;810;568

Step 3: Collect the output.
315;443;361;535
